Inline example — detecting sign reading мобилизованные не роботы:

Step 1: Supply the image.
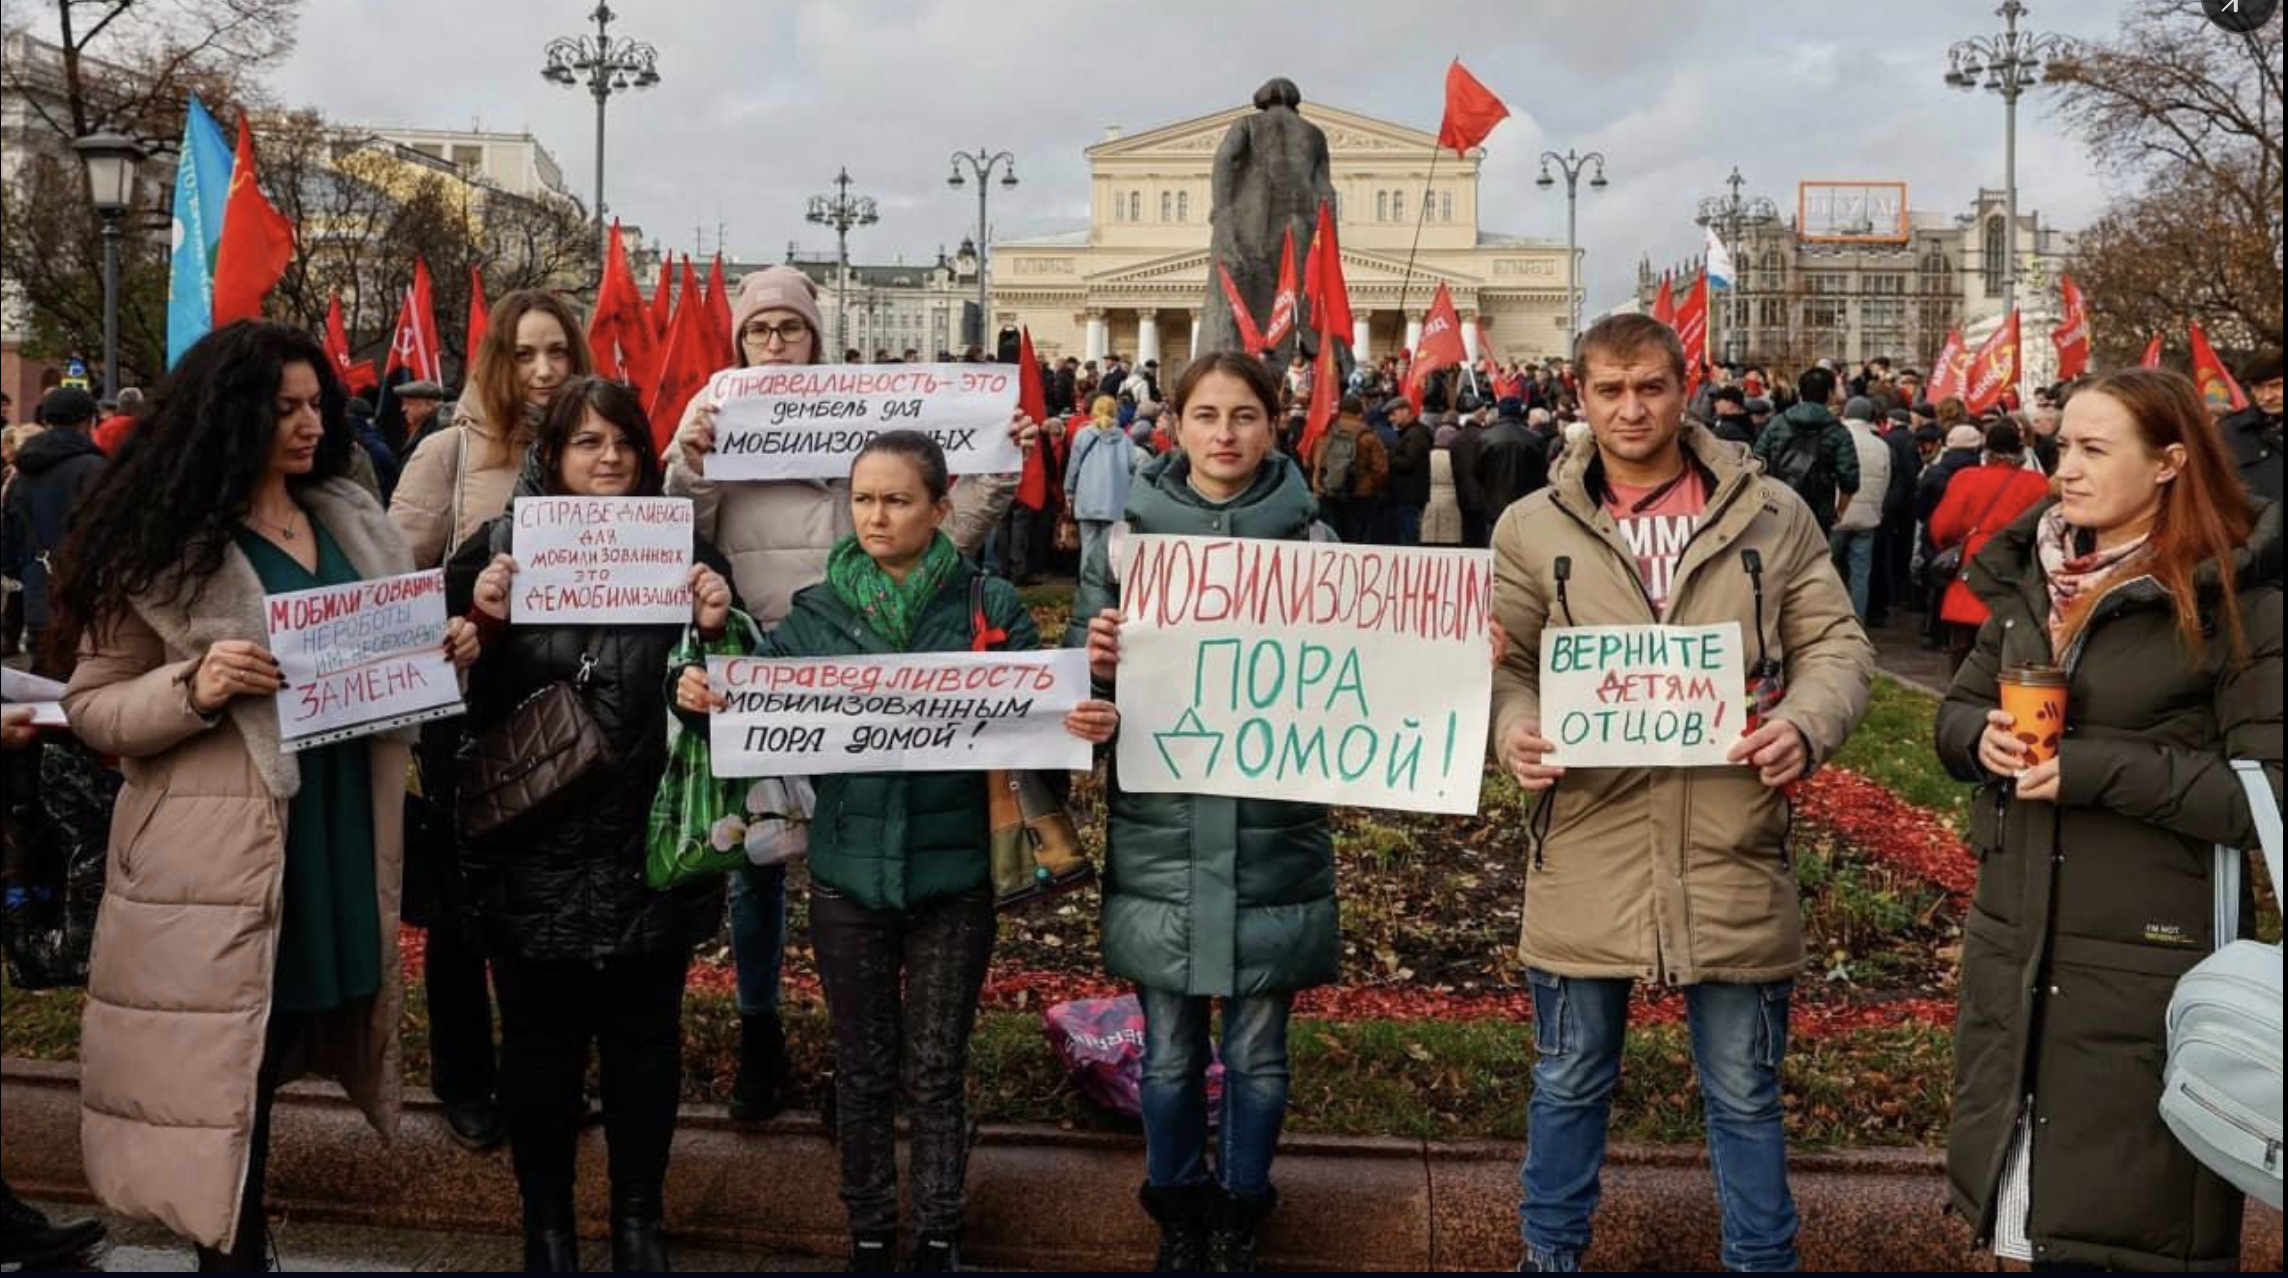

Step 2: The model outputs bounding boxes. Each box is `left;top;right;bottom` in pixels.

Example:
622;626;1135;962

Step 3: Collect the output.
705;363;1023;481
1113;535;1495;816
266;569;464;752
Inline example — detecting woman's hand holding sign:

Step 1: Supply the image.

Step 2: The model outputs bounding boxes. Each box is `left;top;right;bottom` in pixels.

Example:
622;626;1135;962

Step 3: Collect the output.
689;565;733;636
676;663;726;715
1063;699;1120;744
472;554;518;620
1086;609;1123;685
189;640;284;715
675;399;719;477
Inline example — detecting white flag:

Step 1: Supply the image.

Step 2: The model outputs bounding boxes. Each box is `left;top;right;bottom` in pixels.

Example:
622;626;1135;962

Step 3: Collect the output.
1703;226;1735;290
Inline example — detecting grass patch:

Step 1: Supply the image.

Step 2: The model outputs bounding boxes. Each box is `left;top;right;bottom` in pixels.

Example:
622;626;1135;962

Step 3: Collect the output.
1831;675;1967;832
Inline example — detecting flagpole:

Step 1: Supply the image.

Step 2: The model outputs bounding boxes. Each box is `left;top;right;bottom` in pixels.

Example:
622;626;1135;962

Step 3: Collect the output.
1395;145;1441;342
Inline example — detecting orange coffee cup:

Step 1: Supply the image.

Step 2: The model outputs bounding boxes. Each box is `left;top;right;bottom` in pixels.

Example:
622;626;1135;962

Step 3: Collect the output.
1997;664;2068;766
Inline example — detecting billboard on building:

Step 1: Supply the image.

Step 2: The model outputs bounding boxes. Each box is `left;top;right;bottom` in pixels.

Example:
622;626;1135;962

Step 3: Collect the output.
1797;181;1910;243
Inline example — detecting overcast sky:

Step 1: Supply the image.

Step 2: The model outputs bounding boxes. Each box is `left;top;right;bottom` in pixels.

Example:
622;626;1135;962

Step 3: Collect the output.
265;0;2141;311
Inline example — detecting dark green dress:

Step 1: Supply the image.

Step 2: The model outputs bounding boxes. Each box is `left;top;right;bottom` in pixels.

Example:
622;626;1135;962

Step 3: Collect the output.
233;521;382;1015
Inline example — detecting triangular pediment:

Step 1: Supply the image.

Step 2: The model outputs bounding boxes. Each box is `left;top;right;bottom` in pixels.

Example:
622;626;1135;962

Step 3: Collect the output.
1088;101;1459;161
1087;245;1481;289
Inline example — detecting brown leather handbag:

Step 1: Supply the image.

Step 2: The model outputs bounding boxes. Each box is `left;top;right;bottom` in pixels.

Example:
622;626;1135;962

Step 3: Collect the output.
457;649;615;842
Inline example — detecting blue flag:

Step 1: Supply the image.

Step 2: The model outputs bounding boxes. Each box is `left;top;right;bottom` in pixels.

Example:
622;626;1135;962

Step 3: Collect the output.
165;95;234;367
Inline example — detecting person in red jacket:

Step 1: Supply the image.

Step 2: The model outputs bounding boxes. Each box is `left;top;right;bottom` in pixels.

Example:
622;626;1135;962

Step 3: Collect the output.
1929;419;2054;671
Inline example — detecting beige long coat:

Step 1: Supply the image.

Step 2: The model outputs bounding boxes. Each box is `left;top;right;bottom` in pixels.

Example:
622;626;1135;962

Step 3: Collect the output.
62;479;416;1252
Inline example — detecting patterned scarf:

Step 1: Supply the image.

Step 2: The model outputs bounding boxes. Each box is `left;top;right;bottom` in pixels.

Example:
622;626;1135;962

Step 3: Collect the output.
826;531;961;650
2037;503;2152;651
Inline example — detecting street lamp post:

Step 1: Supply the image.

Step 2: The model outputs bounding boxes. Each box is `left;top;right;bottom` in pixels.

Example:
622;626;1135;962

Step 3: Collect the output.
541;1;660;269
1694;166;1777;366
947;149;1018;361
1535;148;1608;359
806;168;879;362
1946;0;2071;320
73;131;145;398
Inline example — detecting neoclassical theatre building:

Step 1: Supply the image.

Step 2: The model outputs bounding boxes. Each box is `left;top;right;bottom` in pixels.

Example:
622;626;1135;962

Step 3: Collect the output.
989;101;1575;376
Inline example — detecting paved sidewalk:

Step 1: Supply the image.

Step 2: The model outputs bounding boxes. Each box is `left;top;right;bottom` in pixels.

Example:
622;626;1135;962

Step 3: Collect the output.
1863;607;1955;696
23;1201;842;1272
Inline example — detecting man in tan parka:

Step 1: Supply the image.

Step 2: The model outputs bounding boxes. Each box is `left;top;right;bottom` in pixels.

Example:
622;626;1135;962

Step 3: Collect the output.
1489;314;1875;1272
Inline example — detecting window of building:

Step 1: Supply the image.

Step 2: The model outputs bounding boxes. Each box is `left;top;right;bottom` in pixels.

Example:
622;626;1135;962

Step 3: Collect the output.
1376;190;1389;221
1178;191;1189;221
1866;273;1907;295
1391;189;1404;221
1804;299;1848;331
1130;191;1142;222
1983;216;2006;297
1759;299;1790;328
1442;190;1454;223
1863;299;1907;328
451;144;483;170
1161;191;1173;222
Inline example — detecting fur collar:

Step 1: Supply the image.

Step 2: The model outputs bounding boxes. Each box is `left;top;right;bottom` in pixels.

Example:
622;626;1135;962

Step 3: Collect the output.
127;479;418;798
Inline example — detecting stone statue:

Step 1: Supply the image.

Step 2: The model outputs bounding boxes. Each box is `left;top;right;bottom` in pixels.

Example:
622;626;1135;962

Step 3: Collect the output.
1199;77;1338;365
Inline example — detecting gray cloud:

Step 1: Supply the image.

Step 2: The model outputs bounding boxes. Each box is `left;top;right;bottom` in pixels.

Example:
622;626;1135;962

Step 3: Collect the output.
269;0;2134;311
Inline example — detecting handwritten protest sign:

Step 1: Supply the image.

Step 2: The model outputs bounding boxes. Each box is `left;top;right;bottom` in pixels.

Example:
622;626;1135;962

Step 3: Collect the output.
706;363;1023;481
509;497;693;624
266;569;462;752
1538;623;1747;768
1113;535;1493;815
708;649;1089;777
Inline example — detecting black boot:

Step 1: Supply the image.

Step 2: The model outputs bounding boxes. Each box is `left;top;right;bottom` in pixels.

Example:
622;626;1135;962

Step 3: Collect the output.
520;1195;579;1273
847;1229;897;1272
911;1228;961;1272
730;1010;788;1123
0;1180;108;1271
1137;1182;1212;1273
1207;1185;1276;1273
608;1182;668;1273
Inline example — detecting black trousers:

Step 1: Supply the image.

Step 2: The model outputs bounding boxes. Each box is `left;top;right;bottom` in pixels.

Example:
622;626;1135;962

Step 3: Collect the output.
195;1010;317;1271
424;921;498;1106
811;887;995;1237
493;952;690;1208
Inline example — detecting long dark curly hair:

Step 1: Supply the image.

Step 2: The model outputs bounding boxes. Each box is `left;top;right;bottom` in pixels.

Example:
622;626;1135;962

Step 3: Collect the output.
48;320;354;662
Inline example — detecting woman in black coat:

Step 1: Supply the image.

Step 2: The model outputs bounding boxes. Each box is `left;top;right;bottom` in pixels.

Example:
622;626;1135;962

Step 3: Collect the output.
447;377;735;1273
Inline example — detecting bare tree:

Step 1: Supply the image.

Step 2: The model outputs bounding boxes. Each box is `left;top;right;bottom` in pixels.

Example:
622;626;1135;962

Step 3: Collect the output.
2053;0;2283;365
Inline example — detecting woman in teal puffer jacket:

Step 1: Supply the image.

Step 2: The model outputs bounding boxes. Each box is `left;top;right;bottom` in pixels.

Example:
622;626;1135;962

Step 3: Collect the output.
1076;351;1335;1272
677;431;1115;1272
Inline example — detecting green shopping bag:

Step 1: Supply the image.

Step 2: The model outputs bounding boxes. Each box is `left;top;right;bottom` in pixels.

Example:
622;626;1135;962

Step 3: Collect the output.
644;612;813;890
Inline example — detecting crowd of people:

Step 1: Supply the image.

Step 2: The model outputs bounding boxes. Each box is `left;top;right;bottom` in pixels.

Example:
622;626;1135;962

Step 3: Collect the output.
0;289;2279;1274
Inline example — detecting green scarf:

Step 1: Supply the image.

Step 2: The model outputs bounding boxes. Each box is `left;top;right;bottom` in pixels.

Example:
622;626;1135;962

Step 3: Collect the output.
826;531;962;649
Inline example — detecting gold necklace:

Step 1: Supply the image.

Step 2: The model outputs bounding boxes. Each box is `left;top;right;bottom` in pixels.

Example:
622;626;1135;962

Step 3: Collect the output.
246;505;304;541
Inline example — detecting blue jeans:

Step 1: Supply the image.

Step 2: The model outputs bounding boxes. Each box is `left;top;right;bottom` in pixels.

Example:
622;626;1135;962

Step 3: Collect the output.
1078;518;1115;582
1829;528;1875;620
1519;972;1799;1272
728;862;787;1015
1138;986;1294;1198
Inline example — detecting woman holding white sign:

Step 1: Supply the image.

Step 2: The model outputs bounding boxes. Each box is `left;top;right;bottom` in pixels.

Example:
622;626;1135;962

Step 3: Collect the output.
664;266;1036;1130
449;377;736;1272
1074;352;1333;1272
674;430;1116;1272
49;321;481;1270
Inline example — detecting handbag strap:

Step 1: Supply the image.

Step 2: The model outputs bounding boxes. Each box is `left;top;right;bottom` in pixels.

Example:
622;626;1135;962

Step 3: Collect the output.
2213;760;2283;949
1961;469;2021;546
447;424;470;560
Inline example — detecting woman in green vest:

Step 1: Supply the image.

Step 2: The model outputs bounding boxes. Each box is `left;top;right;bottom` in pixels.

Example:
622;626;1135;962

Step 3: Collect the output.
676;430;1117;1272
1075;352;1335;1272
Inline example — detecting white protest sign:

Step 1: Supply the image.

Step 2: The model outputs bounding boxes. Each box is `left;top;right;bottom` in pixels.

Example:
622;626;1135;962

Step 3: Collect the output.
709;648;1090;777
508;496;693;624
1113;535;1493;815
1538;623;1748;768
1;668;69;726
266;569;463;752
706;363;1023;481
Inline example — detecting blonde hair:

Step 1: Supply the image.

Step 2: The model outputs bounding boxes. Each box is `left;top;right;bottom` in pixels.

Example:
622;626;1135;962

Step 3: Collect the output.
1090;394;1118;424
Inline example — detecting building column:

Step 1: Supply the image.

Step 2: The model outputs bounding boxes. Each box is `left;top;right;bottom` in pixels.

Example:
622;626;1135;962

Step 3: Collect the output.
1352;313;1372;357
1084;309;1107;363
1136;309;1161;365
1461;312;1481;363
1404;317;1423;353
1189;310;1203;359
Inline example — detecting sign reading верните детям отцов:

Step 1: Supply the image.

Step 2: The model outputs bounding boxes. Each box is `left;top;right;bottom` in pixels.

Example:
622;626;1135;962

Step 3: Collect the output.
707;649;1091;777
508;497;693;625
267;569;464;753
1112;535;1495;816
1538;623;1748;769
705;363;1023;482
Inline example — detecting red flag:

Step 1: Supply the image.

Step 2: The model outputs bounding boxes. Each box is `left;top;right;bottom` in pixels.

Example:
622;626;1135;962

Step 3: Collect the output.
2139;333;2164;369
1473;317;1501;376
466;264;490;361
645;257;717;450
211;116;295;325
589;222;660;394
1437;59;1509;158
1298;335;1340;464
649;255;675;341
322;293;376;393
2188;321;2249;413
1672;273;1710;398
408;258;444;382
1216;260;1269;353
1263;225;1300;349
1650;274;1676;329
1303;200;1353;346
704;253;733;358
381;287;419;380
1015;328;1052;511
2048;274;2089;382
1962;311;2022;416
1928;328;1970;402
1403;283;1468;411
